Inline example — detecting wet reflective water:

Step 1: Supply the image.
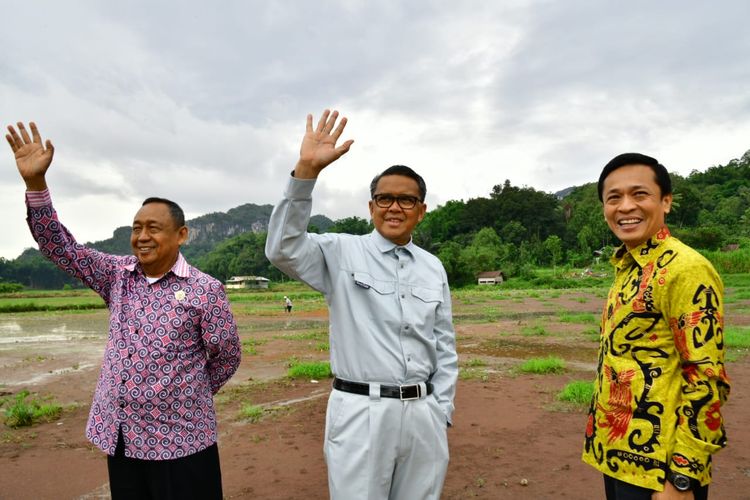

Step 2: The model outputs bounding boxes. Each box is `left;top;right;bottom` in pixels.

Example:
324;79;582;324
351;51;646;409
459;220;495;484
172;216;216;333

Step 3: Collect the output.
0;312;109;346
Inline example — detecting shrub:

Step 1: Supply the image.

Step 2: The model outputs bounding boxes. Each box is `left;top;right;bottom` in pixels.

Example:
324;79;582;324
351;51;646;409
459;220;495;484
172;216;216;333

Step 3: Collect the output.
0;282;23;293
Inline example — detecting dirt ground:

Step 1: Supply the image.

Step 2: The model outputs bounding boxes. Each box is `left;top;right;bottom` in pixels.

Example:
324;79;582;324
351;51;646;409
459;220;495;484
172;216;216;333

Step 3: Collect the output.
1;291;749;499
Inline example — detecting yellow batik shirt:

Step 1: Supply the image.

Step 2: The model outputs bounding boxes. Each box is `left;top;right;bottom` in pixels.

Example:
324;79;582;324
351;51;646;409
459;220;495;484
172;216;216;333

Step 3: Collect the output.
582;227;730;491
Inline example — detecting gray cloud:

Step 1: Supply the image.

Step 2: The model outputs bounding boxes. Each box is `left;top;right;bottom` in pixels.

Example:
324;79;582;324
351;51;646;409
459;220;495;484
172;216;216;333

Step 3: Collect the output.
1;0;749;259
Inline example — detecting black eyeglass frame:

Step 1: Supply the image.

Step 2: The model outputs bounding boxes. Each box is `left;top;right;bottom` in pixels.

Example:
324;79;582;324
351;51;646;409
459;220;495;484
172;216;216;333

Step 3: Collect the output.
371;194;422;209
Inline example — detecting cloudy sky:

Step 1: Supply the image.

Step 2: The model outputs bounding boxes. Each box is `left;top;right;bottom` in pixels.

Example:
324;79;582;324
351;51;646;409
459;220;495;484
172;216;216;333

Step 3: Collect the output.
2;0;749;259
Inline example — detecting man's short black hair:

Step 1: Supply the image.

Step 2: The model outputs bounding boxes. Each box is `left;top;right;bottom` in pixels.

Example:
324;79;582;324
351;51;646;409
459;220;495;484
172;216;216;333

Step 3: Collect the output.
369;165;427;202
597;153;672;202
141;197;186;228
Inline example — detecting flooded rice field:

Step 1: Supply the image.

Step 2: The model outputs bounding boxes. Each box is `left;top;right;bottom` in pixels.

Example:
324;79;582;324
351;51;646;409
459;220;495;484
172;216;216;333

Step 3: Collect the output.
0;285;749;499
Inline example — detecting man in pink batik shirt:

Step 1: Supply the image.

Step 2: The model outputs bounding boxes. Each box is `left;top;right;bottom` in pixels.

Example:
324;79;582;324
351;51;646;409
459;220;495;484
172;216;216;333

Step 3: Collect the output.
6;122;241;500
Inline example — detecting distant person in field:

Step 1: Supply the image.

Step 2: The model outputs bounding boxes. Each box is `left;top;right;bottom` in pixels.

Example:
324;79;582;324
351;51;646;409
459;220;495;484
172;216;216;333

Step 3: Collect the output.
582;153;730;500
265;110;457;499
284;295;293;313
6;122;241;500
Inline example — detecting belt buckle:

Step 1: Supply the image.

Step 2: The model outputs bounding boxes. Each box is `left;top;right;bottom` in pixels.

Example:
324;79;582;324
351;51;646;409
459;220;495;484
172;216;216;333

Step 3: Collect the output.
399;384;421;401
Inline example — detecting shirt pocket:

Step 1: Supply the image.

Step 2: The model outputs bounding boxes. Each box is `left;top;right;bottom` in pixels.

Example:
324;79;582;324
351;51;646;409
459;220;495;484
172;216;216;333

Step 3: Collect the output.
410;285;444;305
351;271;396;295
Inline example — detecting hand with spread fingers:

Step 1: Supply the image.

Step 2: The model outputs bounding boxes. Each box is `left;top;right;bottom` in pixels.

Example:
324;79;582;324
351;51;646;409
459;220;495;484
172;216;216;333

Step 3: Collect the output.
294;109;354;179
6;122;54;191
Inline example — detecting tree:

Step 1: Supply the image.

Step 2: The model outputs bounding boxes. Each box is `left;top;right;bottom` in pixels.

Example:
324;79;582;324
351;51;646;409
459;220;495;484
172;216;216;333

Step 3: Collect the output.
326;216;372;235
542;235;563;268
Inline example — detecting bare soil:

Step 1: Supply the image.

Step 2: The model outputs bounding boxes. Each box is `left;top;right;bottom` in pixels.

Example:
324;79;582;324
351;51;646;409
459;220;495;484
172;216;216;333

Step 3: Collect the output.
1;291;749;499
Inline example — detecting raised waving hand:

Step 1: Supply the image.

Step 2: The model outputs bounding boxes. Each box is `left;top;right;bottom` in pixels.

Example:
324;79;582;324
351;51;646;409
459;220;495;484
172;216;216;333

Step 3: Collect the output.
295;109;354;179
6;122;54;191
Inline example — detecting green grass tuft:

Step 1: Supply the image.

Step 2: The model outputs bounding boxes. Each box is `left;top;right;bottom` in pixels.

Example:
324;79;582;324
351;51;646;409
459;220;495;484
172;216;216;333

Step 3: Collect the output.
239;403;264;422
287;361;332;379
558;380;595;405
519;356;565;374
521;325;548;336
725;326;750;349
558;312;598;324
3;391;63;428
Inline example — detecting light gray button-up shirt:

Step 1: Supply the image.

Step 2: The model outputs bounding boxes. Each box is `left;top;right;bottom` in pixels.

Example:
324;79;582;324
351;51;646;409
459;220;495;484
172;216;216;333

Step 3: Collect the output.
265;176;458;423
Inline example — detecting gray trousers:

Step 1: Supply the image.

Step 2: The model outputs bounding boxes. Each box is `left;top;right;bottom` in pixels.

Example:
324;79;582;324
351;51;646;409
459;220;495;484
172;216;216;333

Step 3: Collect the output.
324;386;449;500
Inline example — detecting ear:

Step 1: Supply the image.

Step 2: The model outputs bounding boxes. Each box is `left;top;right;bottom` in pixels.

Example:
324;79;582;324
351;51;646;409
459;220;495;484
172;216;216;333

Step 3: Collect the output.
417;203;427;223
368;200;375;218
662;193;673;214
177;226;189;245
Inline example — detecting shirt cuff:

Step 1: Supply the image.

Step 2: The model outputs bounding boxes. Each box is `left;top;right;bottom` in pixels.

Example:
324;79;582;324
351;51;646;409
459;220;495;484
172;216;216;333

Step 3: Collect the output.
26;189;51;207
284;174;317;200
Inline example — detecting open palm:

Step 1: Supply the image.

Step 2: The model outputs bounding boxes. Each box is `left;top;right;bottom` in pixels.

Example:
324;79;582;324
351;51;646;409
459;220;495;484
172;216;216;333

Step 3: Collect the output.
6;122;54;181
298;110;353;174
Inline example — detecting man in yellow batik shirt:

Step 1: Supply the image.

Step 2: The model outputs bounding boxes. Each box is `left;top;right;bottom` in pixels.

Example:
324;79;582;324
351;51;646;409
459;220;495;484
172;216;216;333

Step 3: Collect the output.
582;153;730;500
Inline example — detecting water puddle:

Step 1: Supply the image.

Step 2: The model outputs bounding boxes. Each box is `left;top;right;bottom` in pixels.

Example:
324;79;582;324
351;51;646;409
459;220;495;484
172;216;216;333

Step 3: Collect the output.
0;313;109;344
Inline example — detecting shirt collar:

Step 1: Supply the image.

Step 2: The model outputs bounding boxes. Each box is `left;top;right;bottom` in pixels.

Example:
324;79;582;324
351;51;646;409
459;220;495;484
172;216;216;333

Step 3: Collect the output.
369;230;415;256
611;226;671;269
124;252;191;278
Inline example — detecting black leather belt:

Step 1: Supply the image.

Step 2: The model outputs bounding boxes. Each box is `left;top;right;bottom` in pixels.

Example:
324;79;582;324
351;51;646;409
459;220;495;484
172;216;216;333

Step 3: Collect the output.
333;377;433;400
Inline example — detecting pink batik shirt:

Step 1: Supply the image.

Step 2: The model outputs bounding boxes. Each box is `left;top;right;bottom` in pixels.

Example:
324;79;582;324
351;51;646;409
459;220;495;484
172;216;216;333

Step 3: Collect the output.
26;189;241;460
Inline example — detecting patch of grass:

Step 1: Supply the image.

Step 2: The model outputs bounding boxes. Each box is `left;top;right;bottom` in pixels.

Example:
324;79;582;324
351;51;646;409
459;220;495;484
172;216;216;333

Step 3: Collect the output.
287;361;332;379
574;296;589;303
521;325;548;336
582;327;600;342
558;312;598;324
276;330;328;341
241;338;266;355
463;358;487;367
3;391;63;428
558;380;595;405
315;342;330;352
519;356;565;374
239;403;264;423
459;367;489;381
725;351;742;363
722;273;750;288
725;327;750;348
22;355;47;363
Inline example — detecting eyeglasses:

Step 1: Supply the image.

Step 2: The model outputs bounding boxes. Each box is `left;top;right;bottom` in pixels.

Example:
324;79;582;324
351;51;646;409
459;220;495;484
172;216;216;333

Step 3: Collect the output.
372;194;421;209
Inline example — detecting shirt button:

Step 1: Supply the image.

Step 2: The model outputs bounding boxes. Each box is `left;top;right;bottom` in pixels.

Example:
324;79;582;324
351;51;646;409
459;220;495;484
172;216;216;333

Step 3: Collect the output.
401;294;405;298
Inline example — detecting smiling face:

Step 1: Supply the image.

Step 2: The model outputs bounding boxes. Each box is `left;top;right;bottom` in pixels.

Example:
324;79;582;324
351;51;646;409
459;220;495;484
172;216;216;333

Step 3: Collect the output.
369;174;426;245
602;164;672;250
130;202;188;277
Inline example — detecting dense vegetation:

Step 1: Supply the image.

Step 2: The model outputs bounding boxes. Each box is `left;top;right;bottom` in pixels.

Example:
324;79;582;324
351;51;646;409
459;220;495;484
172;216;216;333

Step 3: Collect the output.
2;149;749;289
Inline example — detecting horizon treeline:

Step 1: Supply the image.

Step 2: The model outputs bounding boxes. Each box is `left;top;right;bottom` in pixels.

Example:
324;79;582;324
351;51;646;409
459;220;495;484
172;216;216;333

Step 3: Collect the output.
2;149;749;290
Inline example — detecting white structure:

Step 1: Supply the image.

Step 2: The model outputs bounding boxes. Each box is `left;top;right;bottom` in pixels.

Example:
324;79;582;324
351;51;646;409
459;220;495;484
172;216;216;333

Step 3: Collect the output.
476;271;505;285
225;276;270;289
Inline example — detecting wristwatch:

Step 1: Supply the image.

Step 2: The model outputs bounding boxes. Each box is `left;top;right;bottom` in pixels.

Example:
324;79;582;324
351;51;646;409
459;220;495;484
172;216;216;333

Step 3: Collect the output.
667;471;697;492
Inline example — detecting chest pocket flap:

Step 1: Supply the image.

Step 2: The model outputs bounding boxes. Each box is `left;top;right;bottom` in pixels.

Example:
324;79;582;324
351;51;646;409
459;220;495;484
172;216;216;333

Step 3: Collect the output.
411;285;444;304
352;272;396;295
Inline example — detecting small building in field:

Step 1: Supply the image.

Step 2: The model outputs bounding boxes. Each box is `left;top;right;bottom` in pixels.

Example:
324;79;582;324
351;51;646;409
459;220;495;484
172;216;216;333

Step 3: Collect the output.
477;271;505;285
225;276;270;289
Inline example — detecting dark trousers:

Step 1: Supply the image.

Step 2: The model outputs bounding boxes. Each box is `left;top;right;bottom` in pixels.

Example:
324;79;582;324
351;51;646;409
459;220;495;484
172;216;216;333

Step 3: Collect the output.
604;475;708;500
107;429;223;500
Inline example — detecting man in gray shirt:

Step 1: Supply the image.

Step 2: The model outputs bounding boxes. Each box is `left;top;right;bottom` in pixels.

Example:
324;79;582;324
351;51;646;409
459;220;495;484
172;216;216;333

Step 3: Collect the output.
266;110;457;499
